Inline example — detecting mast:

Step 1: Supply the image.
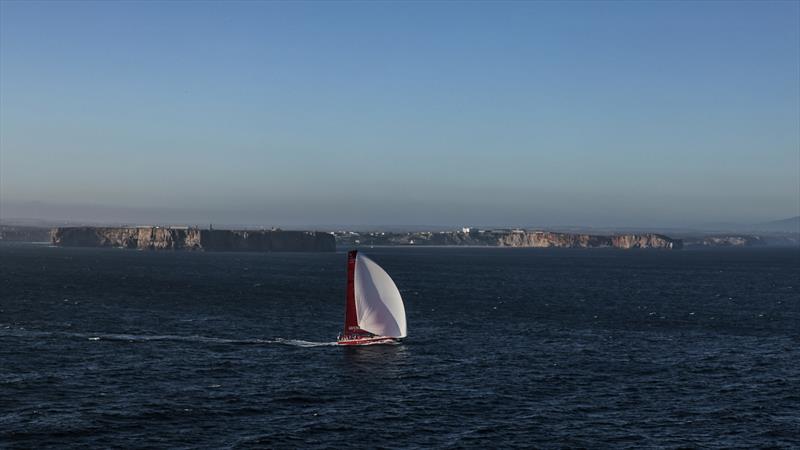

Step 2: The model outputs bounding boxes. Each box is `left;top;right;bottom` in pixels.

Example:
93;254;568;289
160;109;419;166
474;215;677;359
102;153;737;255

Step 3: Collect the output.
343;249;359;334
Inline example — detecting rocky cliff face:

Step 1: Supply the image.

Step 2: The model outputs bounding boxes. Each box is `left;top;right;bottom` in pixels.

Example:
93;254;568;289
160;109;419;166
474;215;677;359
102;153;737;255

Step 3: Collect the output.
496;231;680;249
0;226;52;242
611;234;682;249
50;227;335;252
334;229;681;249
497;231;610;248
682;235;766;247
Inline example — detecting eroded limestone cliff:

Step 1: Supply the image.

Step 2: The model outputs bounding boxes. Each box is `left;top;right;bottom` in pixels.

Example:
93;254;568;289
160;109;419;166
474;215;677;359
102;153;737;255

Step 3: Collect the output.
497;231;610;248
611;234;681;249
334;229;681;249
682;235;765;247
0;226;51;242
496;231;680;249
50;227;335;252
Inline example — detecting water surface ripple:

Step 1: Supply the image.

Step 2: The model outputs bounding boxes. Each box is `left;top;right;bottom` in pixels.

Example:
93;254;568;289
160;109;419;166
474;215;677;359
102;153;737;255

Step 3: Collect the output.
1;244;799;448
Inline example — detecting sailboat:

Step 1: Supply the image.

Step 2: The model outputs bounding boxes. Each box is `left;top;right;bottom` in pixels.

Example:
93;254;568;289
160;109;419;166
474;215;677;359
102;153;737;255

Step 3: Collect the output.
337;250;407;346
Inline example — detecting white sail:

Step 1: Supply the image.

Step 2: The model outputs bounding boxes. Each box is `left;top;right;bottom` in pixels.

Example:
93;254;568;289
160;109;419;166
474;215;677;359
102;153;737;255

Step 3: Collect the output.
353;253;407;338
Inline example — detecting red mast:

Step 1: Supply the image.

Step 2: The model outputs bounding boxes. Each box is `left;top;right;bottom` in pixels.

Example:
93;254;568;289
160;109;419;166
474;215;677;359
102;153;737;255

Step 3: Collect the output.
343;250;359;334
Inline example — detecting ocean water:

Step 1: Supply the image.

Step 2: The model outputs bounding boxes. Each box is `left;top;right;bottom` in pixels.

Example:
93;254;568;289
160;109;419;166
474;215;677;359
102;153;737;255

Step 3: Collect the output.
1;243;799;448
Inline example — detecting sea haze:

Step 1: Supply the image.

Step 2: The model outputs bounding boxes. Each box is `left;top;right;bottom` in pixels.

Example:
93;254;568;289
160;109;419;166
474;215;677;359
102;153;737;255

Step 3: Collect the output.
1;244;799;447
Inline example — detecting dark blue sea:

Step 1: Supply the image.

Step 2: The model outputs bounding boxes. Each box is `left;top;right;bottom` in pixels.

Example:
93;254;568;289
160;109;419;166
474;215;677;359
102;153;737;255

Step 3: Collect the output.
1;243;799;448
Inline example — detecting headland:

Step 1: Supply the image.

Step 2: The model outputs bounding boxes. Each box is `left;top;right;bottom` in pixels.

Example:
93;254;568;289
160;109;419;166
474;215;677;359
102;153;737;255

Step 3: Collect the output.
335;229;682;249
49;227;336;252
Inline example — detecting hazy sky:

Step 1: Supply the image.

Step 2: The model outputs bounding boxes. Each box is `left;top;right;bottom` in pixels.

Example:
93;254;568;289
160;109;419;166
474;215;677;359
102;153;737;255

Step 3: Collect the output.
1;1;798;228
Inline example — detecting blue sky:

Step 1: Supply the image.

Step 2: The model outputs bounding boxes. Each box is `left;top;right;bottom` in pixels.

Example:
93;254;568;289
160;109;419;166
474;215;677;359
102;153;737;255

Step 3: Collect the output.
1;1;798;227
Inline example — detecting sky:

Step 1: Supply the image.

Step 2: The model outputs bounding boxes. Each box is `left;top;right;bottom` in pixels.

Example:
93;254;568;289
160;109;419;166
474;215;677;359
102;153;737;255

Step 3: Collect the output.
1;1;798;228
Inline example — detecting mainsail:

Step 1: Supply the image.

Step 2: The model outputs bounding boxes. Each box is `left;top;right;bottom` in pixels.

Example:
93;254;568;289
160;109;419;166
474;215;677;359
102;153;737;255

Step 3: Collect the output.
343;250;407;338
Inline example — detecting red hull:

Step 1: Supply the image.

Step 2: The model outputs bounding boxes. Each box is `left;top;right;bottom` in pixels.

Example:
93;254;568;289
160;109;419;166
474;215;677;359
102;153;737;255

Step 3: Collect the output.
336;336;400;346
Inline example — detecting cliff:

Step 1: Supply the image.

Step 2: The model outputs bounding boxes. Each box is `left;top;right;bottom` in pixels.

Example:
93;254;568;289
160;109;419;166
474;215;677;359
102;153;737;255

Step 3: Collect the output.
50;227;335;252
335;229;681;249
682;235;766;247
497;231;681;249
611;233;682;249
0;226;51;242
497;231;610;248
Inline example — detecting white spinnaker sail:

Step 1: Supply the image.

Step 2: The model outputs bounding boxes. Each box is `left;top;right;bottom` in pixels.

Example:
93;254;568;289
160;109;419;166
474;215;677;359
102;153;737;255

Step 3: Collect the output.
353;253;407;338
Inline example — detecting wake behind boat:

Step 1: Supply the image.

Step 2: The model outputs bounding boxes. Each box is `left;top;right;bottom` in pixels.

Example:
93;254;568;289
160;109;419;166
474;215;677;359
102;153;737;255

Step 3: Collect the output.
337;250;407;346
